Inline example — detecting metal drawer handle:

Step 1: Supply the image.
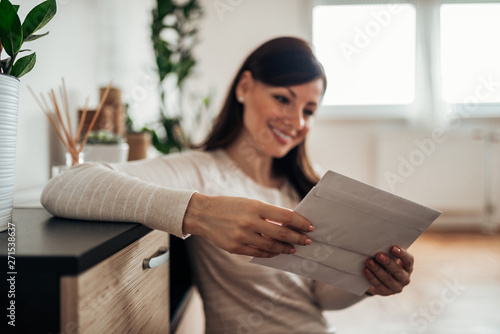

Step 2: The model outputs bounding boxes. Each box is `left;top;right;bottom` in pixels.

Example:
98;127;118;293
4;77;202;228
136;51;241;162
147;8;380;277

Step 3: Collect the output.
143;247;169;269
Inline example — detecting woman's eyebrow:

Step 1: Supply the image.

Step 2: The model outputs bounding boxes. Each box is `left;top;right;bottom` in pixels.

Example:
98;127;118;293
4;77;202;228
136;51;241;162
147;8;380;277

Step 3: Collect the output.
285;87;297;98
284;87;318;106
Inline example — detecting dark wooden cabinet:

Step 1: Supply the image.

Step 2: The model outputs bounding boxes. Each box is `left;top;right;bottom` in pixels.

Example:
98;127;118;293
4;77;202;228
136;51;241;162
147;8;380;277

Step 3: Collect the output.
1;208;170;333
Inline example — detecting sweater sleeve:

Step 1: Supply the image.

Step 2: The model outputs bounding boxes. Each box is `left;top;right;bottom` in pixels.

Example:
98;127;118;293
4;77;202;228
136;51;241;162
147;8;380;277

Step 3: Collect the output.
312;281;367;310
40;159;196;238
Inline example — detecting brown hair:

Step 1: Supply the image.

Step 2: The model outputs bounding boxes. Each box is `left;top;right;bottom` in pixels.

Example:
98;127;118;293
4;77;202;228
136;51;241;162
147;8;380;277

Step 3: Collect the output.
196;37;327;198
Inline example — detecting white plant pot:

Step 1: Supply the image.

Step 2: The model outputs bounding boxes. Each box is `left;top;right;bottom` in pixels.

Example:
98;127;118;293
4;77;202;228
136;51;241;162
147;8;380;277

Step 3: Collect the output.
0;74;20;232
83;143;129;164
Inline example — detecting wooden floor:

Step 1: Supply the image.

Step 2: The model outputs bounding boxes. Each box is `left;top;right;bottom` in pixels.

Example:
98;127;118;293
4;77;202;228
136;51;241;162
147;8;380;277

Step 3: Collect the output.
324;231;500;334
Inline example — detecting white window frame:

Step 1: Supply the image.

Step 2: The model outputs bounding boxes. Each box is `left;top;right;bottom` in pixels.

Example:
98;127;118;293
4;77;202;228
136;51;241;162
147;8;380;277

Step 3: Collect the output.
311;0;500;123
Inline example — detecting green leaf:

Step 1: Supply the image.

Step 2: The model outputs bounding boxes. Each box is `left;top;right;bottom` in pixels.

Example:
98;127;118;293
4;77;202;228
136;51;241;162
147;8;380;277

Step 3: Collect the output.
184;1;202;19
147;117;184;154
177;56;195;87
1;57;11;72
157;55;173;82
13;4;18;12
157;0;175;19
150;129;170;154
203;96;210;108
24;31;49;42
22;0;57;40
11;52;36;78
0;0;23;57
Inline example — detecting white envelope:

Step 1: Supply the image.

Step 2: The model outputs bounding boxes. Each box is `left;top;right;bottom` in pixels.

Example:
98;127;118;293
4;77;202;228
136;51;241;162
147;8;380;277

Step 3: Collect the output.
251;171;441;296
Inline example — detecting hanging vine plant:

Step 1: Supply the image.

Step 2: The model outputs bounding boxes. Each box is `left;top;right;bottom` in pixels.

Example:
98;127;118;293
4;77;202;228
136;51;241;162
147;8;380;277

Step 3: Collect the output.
149;0;203;154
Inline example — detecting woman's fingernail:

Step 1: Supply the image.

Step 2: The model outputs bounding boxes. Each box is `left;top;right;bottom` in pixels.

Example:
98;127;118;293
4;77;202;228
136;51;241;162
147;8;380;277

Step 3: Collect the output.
368;259;376;268
378;253;387;263
308;225;314;232
305;238;312;245
392;246;401;255
289;248;296;254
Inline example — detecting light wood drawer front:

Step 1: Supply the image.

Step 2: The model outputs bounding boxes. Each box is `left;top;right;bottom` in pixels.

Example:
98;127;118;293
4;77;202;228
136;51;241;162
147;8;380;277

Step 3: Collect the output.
61;230;170;334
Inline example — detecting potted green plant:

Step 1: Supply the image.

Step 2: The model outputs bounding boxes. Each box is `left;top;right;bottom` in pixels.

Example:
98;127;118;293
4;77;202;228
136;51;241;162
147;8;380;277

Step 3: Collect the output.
0;0;57;231
148;0;202;154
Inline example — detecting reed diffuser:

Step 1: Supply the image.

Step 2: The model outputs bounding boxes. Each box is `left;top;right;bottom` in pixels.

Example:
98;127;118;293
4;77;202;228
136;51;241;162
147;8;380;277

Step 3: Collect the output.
28;80;112;166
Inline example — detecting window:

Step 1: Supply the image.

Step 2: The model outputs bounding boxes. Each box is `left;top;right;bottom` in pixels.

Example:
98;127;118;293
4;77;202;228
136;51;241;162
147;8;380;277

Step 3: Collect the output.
440;3;500;116
312;0;500;120
313;4;416;106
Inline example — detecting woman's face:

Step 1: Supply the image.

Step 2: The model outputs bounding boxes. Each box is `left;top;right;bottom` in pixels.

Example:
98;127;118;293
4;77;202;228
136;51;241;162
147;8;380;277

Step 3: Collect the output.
236;71;324;158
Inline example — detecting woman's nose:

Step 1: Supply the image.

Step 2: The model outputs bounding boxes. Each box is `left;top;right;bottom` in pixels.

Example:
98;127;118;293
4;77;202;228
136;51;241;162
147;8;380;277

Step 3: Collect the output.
284;107;305;131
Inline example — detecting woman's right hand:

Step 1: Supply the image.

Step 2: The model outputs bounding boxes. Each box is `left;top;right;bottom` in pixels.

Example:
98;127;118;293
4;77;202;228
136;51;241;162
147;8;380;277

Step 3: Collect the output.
182;193;314;257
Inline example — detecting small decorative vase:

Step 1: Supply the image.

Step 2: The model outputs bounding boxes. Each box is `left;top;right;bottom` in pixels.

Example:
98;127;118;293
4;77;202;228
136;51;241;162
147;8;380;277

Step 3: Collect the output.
51;152;85;178
0;74;20;232
66;152;85;167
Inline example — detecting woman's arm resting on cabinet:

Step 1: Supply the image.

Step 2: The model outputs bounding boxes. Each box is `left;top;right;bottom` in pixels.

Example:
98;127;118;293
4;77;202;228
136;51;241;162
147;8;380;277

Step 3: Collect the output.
40;162;194;238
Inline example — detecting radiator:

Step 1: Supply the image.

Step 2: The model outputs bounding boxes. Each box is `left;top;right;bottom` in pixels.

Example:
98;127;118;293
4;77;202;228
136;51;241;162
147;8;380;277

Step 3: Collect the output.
374;130;488;217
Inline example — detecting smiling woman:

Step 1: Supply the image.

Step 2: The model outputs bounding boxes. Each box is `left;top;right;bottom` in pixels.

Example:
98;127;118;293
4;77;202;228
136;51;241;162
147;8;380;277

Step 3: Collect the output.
40;37;415;334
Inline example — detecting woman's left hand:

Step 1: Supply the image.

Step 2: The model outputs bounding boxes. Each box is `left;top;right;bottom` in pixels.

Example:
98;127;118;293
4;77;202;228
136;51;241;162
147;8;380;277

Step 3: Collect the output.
363;246;414;296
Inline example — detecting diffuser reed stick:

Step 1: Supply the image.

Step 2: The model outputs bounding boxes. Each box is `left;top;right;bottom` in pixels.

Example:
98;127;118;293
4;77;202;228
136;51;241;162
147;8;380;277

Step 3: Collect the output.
75;96;89;144
60;78;73;141
78;84;111;153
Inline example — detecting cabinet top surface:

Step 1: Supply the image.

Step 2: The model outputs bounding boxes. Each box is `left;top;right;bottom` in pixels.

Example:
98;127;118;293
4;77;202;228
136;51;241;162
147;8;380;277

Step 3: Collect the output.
0;208;152;275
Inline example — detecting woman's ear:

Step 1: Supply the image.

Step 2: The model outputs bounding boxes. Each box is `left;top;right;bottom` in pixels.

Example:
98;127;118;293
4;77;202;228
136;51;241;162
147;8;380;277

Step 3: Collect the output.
235;71;254;103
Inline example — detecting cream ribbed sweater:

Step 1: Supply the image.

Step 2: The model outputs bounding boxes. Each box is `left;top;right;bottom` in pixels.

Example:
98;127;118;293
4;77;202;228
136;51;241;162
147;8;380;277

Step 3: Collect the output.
41;149;364;334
